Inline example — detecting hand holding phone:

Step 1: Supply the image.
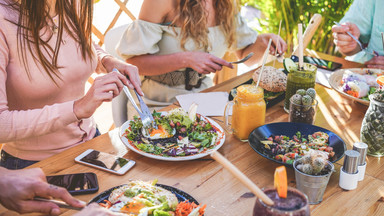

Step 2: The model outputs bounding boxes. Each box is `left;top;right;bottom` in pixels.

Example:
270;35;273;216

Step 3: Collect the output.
46;172;99;195
75;149;135;175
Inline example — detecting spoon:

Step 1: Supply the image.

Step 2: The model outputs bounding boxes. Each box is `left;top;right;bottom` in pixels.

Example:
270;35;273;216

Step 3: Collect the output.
334;21;378;57
229;52;254;64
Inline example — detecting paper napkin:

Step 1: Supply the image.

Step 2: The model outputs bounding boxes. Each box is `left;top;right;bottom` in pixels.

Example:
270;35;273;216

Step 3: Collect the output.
176;92;230;116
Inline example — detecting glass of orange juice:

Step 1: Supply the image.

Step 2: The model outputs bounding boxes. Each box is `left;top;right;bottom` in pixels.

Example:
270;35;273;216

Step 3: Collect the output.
224;84;266;141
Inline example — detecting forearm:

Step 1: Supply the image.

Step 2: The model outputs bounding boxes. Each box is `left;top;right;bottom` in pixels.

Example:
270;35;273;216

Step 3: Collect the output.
236;41;267;66
126;52;190;76
338;45;361;57
0;101;78;142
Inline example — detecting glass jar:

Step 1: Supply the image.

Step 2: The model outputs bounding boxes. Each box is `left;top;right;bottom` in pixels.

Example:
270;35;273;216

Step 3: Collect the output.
360;95;384;157
224;85;266;141
284;63;317;112
289;97;318;124
253;187;310;216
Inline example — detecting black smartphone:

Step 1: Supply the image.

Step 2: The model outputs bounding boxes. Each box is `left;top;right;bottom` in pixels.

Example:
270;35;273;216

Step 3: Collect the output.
291;55;342;71
75;149;135;175
46;172;99;195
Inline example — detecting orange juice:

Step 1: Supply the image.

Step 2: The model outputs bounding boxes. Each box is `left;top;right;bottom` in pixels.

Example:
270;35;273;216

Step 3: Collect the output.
232;85;266;141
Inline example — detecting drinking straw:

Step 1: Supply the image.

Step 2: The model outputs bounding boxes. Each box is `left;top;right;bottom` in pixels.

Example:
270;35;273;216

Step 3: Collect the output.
381;32;384;53
210;151;275;206
273;20;282;68
298;23;304;69
255;39;273;89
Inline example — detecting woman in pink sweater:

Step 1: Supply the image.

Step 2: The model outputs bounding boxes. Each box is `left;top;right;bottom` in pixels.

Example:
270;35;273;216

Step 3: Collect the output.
0;0;142;169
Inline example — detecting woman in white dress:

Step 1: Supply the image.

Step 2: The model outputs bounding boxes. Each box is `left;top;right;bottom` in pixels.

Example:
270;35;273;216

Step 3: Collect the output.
116;0;287;109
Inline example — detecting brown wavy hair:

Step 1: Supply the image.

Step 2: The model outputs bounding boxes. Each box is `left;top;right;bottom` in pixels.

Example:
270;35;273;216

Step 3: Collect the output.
2;0;94;84
172;0;238;51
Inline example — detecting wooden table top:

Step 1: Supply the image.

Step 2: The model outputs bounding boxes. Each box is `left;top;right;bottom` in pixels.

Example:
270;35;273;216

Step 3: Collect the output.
2;50;384;216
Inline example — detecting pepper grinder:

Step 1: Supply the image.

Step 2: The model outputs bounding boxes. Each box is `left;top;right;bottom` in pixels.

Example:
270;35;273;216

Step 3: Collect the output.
353;142;368;181
339;150;360;190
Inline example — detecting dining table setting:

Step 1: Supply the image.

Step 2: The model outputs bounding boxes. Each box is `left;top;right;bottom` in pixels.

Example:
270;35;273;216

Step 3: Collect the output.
1;46;384;216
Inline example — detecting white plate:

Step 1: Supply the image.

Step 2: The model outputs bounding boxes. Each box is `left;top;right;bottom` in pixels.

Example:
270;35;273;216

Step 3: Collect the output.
329;68;383;106
119;114;225;161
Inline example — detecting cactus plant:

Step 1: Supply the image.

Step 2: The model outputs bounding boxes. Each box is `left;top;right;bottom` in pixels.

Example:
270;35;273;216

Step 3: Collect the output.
295;150;330;175
296;89;307;96
306;88;316;99
291;94;303;105
302;95;313;106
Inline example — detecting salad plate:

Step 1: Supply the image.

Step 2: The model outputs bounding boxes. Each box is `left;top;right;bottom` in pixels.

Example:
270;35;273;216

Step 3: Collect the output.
89;181;204;215
89;184;199;204
248;122;346;167
119;109;225;161
329;68;383;106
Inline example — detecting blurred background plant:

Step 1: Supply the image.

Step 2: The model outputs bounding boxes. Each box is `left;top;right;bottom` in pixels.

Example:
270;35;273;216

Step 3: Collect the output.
240;0;354;56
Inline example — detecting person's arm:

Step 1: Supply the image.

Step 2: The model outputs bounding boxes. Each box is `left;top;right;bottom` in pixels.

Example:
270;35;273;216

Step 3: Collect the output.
0;167;85;215
0;20;77;142
332;0;375;56
94;43;143;95
236;33;287;66
0;20;130;142
119;0;232;75
233;15;287;66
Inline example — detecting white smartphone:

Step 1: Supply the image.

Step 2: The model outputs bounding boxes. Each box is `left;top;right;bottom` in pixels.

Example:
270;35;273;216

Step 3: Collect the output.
75;149;135;175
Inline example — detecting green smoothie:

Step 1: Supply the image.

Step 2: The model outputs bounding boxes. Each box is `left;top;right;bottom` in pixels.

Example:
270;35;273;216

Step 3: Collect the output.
284;63;317;112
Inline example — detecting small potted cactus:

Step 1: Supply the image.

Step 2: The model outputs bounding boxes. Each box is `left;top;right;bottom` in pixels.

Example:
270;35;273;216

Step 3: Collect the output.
293;150;334;204
289;88;317;124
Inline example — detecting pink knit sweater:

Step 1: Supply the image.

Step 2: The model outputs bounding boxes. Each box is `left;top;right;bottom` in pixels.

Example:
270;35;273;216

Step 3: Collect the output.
0;3;109;160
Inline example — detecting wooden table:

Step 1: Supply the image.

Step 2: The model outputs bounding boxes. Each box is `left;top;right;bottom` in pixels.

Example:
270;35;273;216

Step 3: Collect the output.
2;51;384;216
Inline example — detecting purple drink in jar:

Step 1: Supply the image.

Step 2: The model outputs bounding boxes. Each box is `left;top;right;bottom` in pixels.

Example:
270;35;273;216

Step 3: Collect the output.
253;187;310;216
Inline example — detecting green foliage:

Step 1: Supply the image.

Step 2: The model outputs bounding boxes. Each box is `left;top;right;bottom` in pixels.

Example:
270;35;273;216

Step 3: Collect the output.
240;0;354;55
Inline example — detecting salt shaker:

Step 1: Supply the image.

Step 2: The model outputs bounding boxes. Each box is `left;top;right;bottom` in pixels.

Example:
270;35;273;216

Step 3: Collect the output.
339;150;360;190
353;142;368;181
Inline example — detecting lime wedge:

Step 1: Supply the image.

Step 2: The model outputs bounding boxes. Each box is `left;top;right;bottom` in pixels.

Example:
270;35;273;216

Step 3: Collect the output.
283;58;298;73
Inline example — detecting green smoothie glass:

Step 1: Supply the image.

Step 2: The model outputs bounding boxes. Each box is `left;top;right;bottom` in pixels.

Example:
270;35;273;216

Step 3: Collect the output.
284;63;317;112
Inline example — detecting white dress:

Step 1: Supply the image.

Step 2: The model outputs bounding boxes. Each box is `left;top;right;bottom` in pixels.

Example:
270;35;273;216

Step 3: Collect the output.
116;15;257;107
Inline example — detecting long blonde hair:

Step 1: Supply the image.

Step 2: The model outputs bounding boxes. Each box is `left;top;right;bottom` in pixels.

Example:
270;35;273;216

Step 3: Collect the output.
172;0;238;51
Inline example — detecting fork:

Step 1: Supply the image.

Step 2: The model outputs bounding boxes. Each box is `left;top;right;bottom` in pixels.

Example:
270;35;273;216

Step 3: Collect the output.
334;21;378;57
229;52;254;64
113;69;157;131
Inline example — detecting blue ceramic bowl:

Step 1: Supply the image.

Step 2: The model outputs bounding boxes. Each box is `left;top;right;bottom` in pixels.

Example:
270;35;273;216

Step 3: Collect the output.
248;122;346;167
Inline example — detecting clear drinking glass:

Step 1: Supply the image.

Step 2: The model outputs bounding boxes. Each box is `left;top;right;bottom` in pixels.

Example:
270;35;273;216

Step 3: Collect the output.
289;98;318;124
284;63;317;113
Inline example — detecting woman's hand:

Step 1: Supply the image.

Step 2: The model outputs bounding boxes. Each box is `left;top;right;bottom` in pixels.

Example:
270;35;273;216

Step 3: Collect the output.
184;51;233;74
257;33;287;56
332;22;361;56
73;203;125;216
74;70;129;119
0;168;85;216
101;56;143;95
238;33;287;66
365;56;384;69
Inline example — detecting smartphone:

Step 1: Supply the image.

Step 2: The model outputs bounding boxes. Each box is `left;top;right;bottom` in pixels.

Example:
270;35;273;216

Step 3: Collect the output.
75;149;135;175
291;55;342;71
46;172;99;195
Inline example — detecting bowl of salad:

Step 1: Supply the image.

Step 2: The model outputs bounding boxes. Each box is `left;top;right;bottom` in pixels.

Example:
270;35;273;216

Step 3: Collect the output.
120;108;225;161
248;122;346;166
91;180;205;216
